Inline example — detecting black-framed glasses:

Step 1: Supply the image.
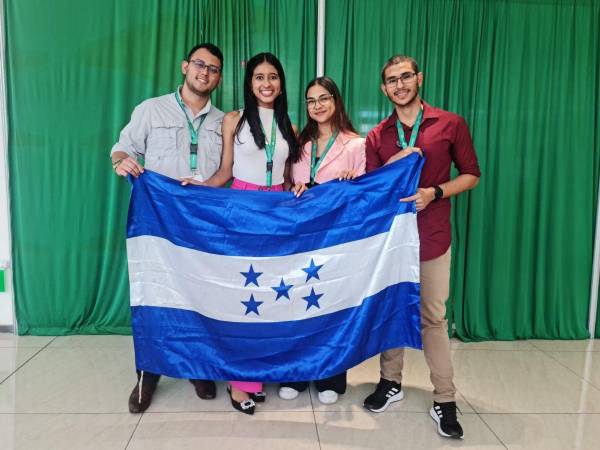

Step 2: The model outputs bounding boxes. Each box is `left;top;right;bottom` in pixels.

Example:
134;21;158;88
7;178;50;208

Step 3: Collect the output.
305;94;334;109
189;59;221;75
385;72;417;86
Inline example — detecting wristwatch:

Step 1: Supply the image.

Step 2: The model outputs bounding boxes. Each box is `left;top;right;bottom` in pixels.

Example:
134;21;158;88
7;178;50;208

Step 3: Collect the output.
433;185;444;200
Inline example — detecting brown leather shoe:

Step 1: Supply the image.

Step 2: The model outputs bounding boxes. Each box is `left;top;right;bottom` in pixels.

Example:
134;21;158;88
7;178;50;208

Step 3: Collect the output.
128;379;158;413
189;379;216;399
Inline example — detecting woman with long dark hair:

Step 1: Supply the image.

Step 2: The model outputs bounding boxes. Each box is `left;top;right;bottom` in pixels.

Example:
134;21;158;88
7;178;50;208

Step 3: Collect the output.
199;52;301;193
193;52;303;414
279;76;366;404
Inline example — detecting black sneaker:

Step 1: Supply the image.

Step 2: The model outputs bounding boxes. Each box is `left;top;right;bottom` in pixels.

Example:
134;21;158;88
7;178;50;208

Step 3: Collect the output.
363;378;404;412
430;401;464;439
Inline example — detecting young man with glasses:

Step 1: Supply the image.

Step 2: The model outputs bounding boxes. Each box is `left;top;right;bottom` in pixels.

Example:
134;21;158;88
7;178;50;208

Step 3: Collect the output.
110;43;225;413
363;55;480;439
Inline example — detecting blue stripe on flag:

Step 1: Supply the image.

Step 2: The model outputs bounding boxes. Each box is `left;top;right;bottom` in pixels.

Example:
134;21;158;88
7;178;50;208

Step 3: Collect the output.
132;281;422;382
127;154;423;257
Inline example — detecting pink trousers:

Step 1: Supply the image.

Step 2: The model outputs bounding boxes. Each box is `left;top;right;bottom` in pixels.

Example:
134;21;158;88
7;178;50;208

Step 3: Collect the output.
230;178;284;191
229;178;282;393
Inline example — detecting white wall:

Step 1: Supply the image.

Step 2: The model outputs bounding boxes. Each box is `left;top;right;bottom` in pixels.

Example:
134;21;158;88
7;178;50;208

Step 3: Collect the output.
0;0;15;332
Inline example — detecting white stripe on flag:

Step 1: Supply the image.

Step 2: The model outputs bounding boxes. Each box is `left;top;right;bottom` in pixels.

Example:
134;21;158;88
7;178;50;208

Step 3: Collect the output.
127;212;419;323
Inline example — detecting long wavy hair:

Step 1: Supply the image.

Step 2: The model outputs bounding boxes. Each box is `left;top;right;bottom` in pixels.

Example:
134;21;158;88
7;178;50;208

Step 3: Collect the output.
298;76;358;148
234;52;299;162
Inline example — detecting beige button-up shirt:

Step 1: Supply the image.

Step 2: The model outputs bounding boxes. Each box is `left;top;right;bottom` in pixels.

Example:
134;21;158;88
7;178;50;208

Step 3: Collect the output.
111;89;224;181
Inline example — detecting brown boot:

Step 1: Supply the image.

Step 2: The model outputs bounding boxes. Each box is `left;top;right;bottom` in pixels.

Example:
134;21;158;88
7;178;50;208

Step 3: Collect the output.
189;379;216;399
128;372;159;413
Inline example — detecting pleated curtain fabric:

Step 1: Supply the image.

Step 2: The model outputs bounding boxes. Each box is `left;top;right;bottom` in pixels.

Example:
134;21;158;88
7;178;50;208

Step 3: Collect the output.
4;0;600;338
325;0;600;340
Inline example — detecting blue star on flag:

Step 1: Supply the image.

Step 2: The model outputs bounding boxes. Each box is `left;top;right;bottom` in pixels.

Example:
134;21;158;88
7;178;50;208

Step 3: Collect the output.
302;258;323;282
240;264;262;287
302;288;323;311
271;278;293;300
241;294;264;316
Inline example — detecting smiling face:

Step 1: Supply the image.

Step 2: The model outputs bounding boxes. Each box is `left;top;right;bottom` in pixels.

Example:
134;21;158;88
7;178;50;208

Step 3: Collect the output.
306;84;335;126
181;48;222;97
381;61;423;108
251;62;281;108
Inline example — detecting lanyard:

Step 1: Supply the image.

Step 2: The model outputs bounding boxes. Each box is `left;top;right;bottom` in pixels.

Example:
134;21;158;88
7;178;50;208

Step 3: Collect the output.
174;89;207;171
260;115;277;187
396;107;423;149
310;132;338;184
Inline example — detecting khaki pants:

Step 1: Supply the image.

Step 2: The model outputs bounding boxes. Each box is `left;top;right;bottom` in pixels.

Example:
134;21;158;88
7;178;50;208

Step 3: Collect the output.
380;247;456;403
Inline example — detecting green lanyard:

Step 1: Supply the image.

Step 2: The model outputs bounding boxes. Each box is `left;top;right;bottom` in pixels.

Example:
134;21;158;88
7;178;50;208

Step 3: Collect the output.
310;132;338;184
260;115;277;187
396;107;423;149
174;89;207;171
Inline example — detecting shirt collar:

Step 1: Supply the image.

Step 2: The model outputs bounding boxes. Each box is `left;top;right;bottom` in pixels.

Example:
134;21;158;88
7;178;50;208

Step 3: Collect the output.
175;86;212;119
338;130;360;145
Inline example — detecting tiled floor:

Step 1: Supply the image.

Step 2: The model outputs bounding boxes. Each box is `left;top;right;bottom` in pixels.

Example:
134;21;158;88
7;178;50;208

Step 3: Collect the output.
1;334;599;449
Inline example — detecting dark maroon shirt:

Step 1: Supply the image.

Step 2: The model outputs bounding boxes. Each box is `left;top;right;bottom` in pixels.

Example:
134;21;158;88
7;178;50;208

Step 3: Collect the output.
366;101;481;261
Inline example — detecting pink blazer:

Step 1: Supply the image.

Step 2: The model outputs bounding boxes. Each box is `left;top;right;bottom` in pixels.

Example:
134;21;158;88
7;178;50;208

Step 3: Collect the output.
292;132;366;184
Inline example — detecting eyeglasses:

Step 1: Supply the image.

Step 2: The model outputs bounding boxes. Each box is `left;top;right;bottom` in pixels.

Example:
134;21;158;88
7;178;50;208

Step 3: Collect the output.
189;59;221;75
385;72;417;87
305;94;334;109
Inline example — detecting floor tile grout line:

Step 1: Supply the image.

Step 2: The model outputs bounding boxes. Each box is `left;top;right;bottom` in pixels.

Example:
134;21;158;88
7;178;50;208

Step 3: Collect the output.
530;345;600;393
3;410;600;416
0;336;58;385
455;385;478;413
455;386;506;447
4;410;600;416
476;412;509;449
456;385;509;448
124;412;143;450
452;347;552;353
529;340;600;353
308;385;323;450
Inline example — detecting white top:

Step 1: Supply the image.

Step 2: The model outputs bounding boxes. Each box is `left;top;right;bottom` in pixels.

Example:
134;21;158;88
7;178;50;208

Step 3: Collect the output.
232;107;289;186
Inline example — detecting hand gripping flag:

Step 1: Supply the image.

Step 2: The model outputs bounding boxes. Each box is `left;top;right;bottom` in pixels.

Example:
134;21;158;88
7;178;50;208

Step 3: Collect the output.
127;154;424;382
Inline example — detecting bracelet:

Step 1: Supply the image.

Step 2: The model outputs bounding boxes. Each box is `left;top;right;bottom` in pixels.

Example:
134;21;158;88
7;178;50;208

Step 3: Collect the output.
112;159;124;170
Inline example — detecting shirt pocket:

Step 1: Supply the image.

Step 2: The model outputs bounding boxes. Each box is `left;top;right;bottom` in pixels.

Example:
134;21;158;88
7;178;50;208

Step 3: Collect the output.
146;125;183;157
205;127;223;165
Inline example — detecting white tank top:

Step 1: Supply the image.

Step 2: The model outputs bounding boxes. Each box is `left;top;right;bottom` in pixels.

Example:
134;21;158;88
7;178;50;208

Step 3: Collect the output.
232;106;290;186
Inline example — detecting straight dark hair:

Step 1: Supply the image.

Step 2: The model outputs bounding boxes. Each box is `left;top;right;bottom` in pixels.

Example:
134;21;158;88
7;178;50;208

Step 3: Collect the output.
234;52;299;162
298;76;358;148
186;43;224;69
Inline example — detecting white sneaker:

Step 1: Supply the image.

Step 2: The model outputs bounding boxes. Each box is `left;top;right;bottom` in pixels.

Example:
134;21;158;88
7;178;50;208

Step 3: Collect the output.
318;390;339;404
278;386;300;400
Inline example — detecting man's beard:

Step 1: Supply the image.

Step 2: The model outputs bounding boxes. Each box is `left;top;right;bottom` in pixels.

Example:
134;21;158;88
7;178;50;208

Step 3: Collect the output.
185;76;210;97
394;88;419;108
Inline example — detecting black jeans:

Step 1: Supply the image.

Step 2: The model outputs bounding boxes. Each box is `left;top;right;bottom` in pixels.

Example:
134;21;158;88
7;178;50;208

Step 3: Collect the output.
135;370;161;385
281;371;347;394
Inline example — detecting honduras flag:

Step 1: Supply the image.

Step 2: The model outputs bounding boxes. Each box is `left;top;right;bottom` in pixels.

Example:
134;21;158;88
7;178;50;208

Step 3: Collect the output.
127;154;423;382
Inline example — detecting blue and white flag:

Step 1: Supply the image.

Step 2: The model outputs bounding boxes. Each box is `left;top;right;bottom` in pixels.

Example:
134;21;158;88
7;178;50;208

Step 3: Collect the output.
127;155;423;382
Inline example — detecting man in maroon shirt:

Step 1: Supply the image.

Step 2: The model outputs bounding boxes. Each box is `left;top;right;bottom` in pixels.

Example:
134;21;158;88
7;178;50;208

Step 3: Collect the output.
362;55;480;440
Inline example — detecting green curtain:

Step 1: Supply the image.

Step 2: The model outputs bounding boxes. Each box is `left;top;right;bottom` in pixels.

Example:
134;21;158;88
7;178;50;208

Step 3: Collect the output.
5;0;202;334
5;0;600;339
200;0;317;126
325;0;600;340
5;0;315;335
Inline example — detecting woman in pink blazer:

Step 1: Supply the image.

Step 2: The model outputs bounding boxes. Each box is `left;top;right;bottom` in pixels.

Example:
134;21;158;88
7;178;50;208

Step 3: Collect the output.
291;77;365;189
283;76;366;404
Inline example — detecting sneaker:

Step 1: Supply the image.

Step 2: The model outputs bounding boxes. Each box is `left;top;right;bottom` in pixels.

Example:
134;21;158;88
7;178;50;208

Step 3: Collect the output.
429;401;464;439
279;386;300;400
363;378;404;412
318;390;339;404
